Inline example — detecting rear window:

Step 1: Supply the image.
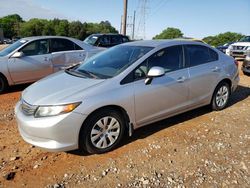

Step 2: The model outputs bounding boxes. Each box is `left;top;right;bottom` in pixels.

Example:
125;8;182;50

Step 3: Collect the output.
209;48;219;61
185;45;218;67
51;39;75;52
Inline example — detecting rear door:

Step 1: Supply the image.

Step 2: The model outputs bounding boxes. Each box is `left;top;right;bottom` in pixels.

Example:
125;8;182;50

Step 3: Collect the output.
8;39;53;83
184;44;220;105
50;38;86;71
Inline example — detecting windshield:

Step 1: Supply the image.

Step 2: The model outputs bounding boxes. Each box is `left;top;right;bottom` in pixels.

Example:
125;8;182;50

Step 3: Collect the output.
84;35;99;45
239;36;250;42
0;39;28;57
73;45;153;79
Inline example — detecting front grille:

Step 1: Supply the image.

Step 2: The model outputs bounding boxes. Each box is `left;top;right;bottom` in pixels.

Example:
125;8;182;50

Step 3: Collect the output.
232;51;244;55
21;100;37;116
233;46;245;50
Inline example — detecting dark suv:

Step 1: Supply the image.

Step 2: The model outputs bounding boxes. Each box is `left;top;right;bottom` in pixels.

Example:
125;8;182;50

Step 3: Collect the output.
84;34;129;47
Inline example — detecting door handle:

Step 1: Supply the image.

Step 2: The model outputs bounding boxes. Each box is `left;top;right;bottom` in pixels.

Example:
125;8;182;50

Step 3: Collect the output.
211;66;220;72
177;76;186;83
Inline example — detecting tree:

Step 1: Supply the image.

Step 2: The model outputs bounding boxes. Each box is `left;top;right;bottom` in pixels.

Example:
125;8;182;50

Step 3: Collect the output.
1;14;119;39
19;19;47;36
0;14;23;38
153;27;183;39
68;21;86;40
203;32;244;47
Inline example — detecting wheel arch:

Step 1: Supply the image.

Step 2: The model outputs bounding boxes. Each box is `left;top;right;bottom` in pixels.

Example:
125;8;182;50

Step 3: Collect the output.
210;78;232;104
79;105;132;141
0;72;9;85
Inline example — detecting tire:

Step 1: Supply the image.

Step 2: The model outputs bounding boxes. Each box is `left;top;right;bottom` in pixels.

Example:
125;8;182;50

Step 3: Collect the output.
0;75;8;94
79;109;125;154
243;71;250;76
211;82;230;111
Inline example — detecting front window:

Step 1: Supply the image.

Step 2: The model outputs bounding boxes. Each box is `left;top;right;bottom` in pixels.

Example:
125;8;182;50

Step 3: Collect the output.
70;45;153;79
134;45;183;80
84;35;99;45
20;40;49;56
0;39;28;57
239;36;250;42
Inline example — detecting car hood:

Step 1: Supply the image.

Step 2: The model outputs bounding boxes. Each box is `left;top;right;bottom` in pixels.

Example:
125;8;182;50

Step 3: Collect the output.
22;71;105;105
232;42;250;46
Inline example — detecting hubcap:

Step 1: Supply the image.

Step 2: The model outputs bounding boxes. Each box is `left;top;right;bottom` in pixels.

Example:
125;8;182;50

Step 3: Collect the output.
216;86;229;107
90;116;120;149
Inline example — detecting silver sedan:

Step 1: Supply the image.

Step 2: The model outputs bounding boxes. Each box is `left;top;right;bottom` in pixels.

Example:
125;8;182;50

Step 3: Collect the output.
0;36;103;93
15;40;239;154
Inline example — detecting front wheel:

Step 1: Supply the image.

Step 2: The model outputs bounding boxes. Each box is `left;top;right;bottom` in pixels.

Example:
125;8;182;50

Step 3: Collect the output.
211;82;230;111
79;109;125;154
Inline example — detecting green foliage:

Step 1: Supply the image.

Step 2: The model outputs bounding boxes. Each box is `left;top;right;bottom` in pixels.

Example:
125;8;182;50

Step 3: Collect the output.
153;27;183;39
0;14;118;40
203;32;244;46
0;14;23;38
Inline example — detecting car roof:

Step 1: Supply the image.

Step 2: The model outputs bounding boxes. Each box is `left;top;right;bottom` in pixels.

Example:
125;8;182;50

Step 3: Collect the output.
20;36;95;50
121;39;208;48
90;33;127;37
21;36;77;41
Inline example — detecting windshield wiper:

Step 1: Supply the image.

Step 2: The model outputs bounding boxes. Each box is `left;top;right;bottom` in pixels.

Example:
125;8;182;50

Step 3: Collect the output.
78;69;100;79
65;69;87;78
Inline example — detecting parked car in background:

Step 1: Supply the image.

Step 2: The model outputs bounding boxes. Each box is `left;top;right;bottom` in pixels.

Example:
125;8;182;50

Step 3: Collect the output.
3;38;12;44
216;42;234;53
84;33;130;48
15;40;239;154
0;36;103;93
242;50;250;75
226;36;250;59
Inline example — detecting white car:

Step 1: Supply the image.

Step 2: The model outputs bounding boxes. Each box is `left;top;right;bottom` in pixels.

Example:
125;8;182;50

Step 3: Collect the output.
226;36;250;59
0;36;103;93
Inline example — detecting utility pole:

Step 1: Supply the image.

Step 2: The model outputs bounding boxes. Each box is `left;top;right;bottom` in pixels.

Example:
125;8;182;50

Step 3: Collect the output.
120;15;123;34
136;0;148;39
122;0;128;35
132;11;136;40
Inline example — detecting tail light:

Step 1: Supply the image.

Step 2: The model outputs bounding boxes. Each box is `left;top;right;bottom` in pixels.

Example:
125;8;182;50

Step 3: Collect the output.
234;60;238;67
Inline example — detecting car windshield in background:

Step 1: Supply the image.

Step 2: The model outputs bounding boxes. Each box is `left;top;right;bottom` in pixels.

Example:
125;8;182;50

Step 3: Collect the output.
239;36;250;42
0;39;28;57
74;45;153;79
84;35;99;45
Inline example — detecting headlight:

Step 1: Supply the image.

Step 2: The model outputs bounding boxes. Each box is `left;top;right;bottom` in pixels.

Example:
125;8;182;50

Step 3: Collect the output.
228;45;233;50
34;102;81;118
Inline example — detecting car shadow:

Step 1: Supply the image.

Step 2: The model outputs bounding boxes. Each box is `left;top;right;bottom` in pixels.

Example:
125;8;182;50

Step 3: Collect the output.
0;83;31;95
67;85;250;156
228;85;250;107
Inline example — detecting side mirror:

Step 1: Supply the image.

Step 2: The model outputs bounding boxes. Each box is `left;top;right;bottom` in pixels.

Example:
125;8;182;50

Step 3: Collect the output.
11;52;24;58
145;66;165;85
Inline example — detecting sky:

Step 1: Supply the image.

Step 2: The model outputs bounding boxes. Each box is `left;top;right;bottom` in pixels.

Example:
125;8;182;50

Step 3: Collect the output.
0;0;249;39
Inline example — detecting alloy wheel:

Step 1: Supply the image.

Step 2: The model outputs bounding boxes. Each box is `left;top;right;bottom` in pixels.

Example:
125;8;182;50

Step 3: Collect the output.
90;116;120;149
215;86;229;107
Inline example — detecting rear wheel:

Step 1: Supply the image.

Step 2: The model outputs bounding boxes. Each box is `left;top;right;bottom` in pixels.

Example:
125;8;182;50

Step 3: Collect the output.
79;109;125;154
0;76;8;94
211;82;230;111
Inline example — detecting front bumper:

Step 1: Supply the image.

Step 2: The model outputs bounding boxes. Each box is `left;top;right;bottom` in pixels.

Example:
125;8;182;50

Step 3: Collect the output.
230;50;246;59
15;101;87;152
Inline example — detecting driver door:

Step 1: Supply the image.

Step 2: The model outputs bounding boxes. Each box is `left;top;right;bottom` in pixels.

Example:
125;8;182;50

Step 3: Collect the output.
133;45;190;126
8;39;53;83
